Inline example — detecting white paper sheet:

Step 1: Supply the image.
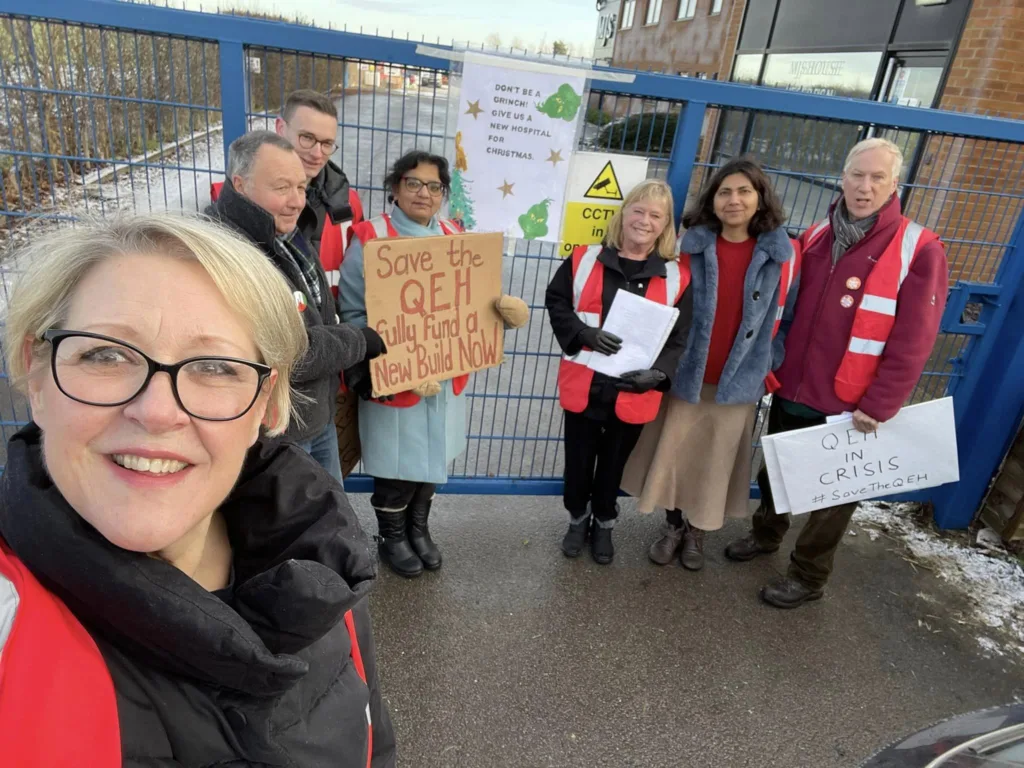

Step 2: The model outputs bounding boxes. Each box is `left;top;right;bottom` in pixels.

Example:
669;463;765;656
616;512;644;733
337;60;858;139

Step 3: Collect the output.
761;434;793;515
771;397;959;515
586;290;679;379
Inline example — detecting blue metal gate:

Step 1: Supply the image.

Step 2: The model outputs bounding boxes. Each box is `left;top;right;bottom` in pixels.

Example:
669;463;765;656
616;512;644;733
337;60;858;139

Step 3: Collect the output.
2;0;1023;528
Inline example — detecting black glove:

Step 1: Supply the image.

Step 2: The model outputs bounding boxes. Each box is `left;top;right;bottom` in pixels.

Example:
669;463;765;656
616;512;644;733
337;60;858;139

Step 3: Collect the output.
343;361;394;403
614;369;667;394
578;328;622;356
360;327;387;361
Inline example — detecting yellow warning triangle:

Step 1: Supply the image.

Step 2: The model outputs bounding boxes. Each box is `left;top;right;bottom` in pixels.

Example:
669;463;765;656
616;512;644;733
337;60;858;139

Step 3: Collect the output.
584;161;623;201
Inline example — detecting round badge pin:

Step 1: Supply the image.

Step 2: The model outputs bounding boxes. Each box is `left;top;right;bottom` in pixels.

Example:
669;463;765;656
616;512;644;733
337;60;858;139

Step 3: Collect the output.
846;277;862;291
840;294;855;309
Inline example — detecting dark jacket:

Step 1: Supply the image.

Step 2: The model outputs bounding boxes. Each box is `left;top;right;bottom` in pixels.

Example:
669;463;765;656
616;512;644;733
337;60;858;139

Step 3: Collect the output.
206;180;366;442
299;159;359;255
774;195;948;422
671;225;796;405
0;424;396;767
545;245;694;420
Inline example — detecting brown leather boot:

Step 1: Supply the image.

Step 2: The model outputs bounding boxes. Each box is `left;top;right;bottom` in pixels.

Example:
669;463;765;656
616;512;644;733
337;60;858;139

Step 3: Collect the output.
680;524;705;571
648;523;684;565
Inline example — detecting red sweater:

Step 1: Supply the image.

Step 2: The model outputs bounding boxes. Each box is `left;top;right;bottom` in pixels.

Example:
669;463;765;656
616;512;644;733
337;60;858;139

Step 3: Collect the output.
704;236;755;385
774;196;948;422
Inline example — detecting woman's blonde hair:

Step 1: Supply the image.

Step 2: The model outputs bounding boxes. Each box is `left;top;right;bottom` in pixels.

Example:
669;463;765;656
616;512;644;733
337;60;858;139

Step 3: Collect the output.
3;212;308;436
604;179;678;261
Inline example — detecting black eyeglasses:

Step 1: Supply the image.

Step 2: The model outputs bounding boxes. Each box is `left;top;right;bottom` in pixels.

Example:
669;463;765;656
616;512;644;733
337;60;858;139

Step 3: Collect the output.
42;330;272;422
402;176;445;197
295;130;337;154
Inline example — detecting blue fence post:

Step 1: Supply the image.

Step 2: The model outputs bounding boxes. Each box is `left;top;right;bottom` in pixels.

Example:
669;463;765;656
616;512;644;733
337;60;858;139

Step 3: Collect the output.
664;100;707;225
218;40;248;169
932;209;1024;528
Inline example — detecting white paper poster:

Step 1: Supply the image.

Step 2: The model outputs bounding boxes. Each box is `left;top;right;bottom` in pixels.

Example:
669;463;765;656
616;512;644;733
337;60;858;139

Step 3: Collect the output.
763;398;960;515
451;54;585;242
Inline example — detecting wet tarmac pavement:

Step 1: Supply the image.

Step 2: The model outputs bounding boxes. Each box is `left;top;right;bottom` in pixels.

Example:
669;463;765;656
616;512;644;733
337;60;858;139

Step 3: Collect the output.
353;495;1024;768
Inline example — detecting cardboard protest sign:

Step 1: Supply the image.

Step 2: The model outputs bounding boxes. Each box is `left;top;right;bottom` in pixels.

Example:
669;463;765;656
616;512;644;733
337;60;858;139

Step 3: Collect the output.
763;397;959;515
364;232;505;397
333;388;361;478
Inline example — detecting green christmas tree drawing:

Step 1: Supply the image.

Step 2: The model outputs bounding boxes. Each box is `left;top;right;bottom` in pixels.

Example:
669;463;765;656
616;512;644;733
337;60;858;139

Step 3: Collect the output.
536;83;582;121
519;198;553;240
449;168;476;230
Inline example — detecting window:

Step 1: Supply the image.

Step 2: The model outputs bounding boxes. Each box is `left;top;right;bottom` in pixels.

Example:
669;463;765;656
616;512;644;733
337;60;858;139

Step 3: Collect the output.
711;0;723;13
645;0;664;25
677;0;697;19
697;72;708;79
621;0;636;29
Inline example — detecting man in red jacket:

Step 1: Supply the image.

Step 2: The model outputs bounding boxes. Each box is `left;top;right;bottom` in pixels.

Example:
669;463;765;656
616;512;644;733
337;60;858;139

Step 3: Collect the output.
275;89;364;297
725;137;949;609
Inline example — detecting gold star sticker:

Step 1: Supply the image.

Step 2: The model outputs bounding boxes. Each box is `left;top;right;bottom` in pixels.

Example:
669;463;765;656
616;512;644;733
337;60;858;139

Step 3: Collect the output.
546;149;564;166
497;180;514;198
465;100;483;119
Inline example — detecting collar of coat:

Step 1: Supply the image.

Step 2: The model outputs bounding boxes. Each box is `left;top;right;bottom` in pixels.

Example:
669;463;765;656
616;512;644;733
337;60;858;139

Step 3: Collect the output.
307;159;354;222
599;245;671;280
207;178;281;252
0;424;376;697
681;224;792;262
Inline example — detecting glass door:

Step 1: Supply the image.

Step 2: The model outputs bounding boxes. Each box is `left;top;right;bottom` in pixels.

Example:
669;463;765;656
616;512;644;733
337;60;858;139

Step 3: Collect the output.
876;53;946;183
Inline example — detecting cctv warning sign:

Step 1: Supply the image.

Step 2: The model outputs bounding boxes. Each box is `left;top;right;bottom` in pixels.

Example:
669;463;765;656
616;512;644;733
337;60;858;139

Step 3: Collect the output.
559;152;650;257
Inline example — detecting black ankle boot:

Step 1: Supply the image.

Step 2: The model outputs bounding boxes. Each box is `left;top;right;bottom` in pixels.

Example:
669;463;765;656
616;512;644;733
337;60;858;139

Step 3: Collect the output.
374;509;423;578
407;498;442;571
590;521;614;565
561;513;591;558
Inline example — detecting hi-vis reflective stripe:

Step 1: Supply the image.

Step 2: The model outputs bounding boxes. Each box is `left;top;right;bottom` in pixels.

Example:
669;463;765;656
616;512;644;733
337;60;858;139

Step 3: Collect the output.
369;216;389;239
900;221;924;286
859;294;897;316
572;245;603;308
775;305;785;322
849;336;886;356
805;220;830;247
365;703;372;726
565;311;600;365
664;260;682;304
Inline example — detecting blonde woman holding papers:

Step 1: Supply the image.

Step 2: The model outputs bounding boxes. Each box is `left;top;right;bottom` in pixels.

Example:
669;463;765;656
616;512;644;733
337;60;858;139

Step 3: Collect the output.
546;180;693;565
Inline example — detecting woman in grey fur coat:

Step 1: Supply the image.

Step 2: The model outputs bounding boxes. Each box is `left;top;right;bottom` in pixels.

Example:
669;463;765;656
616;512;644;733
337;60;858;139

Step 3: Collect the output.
621;158;798;571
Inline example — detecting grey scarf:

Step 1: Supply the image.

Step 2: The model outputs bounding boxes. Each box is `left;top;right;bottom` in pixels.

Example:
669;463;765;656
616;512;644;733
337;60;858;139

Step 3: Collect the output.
830;200;878;265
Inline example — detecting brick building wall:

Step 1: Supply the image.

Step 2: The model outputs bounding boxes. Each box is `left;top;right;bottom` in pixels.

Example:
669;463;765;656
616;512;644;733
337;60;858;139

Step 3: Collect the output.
912;0;1024;284
613;0;745;78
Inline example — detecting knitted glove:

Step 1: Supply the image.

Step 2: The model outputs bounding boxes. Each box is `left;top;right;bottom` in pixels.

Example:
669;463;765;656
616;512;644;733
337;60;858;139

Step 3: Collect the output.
411;380;442;398
494;295;530;329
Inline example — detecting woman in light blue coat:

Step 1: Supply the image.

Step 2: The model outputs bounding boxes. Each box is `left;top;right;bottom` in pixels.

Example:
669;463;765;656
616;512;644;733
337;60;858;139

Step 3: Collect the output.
339;150;528;578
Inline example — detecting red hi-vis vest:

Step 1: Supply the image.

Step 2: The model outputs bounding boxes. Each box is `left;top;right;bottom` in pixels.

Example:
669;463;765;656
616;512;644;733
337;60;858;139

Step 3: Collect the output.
0;540;374;768
350;214;468;409
764;239;803;395
558;245;691;425
209;181;364;299
801;216;940;403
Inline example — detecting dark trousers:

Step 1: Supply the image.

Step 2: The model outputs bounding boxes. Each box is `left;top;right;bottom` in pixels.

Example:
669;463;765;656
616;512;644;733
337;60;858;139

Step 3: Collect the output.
753;398;857;590
563;411;644;522
371;477;435;512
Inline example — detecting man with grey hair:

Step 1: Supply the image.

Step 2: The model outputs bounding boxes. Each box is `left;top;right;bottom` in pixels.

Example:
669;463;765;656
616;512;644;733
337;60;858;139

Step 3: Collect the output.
726;137;949;609
207;130;385;484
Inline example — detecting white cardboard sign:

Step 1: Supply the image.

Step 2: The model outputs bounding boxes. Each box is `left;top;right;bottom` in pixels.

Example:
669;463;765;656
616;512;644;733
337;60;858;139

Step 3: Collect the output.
763;397;959;515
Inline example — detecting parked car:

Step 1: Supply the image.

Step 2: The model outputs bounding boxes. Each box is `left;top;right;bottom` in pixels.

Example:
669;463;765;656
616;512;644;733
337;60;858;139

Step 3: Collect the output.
860;704;1024;766
593;111;679;157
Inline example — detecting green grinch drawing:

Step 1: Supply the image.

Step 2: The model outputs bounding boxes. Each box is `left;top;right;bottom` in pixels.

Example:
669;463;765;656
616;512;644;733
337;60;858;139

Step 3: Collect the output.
536;83;582;121
519;198;552;240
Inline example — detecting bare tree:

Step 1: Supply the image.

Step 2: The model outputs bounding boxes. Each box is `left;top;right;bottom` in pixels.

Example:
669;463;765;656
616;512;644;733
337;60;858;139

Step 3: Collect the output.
484;32;502;49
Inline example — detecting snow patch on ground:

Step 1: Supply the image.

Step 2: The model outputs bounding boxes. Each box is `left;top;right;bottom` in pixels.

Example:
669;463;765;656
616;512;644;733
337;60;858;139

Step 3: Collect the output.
854;502;1024;657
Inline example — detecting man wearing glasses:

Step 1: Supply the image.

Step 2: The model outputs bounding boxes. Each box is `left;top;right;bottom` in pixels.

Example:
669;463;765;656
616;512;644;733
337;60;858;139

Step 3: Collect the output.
207;131;385;484
275;89;364;299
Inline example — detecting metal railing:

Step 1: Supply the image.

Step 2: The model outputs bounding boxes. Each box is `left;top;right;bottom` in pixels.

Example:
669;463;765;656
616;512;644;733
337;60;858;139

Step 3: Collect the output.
2;0;1024;528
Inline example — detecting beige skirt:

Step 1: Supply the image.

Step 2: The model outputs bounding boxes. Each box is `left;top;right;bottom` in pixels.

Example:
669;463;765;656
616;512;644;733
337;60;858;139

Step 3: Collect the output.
621;384;756;531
